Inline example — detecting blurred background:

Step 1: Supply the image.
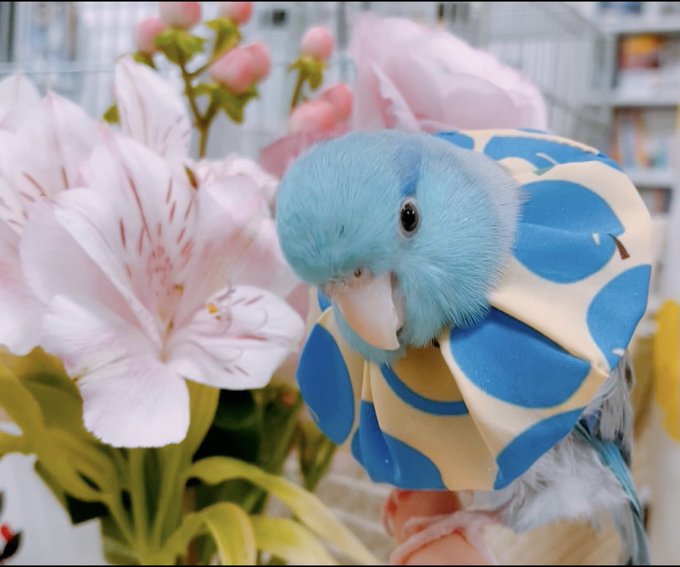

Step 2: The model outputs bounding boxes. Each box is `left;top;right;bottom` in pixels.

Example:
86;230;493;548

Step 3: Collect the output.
0;1;679;564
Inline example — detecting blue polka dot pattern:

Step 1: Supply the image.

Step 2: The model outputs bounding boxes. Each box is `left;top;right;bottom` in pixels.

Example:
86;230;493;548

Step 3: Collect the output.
434;131;475;150
294;128;652;493
587;265;652;369
494;408;585;489
317;289;332;312
351;401;446;489
515;180;624;283
380;364;469;415
296;324;355;444
449;309;591;407
484;135;622;171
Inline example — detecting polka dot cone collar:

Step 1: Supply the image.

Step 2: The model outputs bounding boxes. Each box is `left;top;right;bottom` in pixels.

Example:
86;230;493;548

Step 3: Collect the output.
296;129;653;492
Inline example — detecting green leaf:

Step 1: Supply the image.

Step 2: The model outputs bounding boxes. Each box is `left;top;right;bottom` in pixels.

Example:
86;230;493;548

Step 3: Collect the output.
153;503;257;565
0;433;28;455
186;457;377;565
205;18;240;56
307;68;323;90
194;83;217;98
182;382;220;461
156;29;206;65
101;515;140;565
251;516;336;565
102;104;120;124
0;362;46;438
213;390;259;431
153;512;206;563
200;502;257;565
132;51;156;68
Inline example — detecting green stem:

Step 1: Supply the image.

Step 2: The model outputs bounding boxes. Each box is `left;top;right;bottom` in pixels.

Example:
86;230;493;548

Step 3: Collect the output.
289;69;307;112
266;394;304;475
105;494;136;549
128;449;149;551
151;445;185;546
180;61;205;130
197;99;220;158
304;438;337;492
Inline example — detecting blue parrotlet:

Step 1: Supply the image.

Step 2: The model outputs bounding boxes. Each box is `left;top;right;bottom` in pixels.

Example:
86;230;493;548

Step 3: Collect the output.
275;130;650;564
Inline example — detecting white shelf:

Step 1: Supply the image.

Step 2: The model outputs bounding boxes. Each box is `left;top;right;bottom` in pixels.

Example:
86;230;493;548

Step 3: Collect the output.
612;94;679;108
625;168;675;188
602;18;680;36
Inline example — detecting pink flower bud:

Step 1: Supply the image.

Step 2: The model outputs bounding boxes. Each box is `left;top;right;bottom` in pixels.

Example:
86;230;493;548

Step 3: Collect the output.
210;48;255;95
244;42;271;81
289;100;337;134
320;83;353;122
159;2;202;30
134;17;167;55
300;26;334;61
218;2;253;25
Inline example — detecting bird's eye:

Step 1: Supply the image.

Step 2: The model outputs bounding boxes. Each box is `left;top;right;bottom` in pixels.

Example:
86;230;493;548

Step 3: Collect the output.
399;199;420;236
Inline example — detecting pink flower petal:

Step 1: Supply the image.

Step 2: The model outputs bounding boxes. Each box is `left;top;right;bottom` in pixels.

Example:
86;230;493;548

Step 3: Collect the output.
218;2;253;26
351;63;419;131
159;1;201;30
349;13;547;131
0;94;97;231
42;295;189;447
300;26;334;61
289;100;337;134
320;83;353;123
167;285;304;390
115;57;191;161
196;154;278;211
134;17;166;55
259;125;350;178
244;42;271;81
210;48;255;95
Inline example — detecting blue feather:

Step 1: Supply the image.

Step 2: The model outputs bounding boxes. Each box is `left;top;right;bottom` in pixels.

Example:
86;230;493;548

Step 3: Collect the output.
574;422;649;565
276;130;521;362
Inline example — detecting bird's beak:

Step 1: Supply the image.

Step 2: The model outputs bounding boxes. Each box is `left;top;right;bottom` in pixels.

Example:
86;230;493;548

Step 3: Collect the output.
331;270;404;351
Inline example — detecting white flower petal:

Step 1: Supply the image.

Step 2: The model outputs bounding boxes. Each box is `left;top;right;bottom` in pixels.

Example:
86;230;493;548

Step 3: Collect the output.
175;180;298;326
20;200;140;329
197;155;279;210
0;221;42;354
167;285;304;390
115;57;192;160
54;134;198;345
0;74;40;126
42;295;189;448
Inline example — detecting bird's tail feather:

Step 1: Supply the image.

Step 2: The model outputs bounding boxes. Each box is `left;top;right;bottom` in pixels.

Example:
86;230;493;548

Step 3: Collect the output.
574;422;649;565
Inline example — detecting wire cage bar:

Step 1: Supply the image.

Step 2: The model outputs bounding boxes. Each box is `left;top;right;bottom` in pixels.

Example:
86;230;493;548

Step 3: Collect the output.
0;2;610;159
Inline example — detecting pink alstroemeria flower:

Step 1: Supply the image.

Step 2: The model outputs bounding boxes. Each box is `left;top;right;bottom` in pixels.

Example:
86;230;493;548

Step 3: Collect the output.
0;89;97;354
21;133;304;447
350;13;547;131
0;75;40;127
114;57;192;162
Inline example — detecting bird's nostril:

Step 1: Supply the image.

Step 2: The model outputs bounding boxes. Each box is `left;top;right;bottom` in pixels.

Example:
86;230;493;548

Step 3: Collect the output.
353;268;363;278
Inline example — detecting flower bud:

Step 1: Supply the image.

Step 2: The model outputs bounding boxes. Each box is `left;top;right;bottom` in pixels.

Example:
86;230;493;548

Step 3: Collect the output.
210;48;255;95
244;42;271;81
159;2;202;30
134;17;167;55
320;84;353;122
289;100;337;133
300;26;334;61
218;2;253;26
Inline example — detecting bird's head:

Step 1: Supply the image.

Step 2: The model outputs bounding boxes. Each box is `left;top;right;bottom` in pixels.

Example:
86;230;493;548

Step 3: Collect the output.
276;130;520;364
